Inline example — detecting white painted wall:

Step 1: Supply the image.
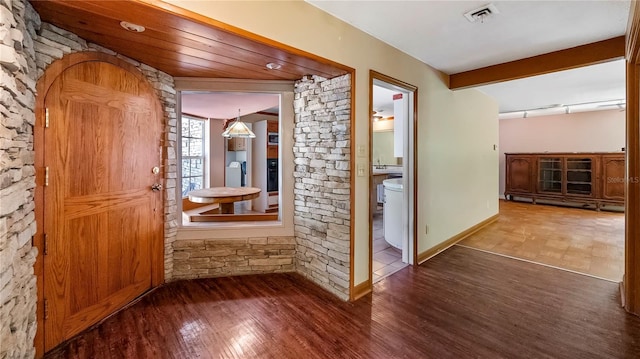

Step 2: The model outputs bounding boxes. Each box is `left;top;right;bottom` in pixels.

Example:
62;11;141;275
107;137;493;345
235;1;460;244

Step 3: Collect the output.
499;109;626;197
168;0;499;287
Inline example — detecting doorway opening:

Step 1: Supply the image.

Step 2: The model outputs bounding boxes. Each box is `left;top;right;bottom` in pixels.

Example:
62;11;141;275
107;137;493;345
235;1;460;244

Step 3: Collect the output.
369;71;417;283
178;91;282;224
461;59;626;283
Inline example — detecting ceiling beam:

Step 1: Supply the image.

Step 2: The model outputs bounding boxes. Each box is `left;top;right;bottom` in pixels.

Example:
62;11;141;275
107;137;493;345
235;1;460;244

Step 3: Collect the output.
449;36;625;90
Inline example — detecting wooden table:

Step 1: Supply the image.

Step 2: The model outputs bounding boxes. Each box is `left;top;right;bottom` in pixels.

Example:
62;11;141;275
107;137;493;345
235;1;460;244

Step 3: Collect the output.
187;187;261;214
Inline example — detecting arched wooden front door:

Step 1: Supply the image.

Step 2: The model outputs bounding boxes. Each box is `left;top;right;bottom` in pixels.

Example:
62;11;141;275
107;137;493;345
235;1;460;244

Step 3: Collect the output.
36;53;164;352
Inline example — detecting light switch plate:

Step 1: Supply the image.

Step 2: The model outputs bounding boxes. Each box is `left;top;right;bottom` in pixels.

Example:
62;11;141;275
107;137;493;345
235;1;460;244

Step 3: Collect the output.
357;144;366;157
357;163;365;177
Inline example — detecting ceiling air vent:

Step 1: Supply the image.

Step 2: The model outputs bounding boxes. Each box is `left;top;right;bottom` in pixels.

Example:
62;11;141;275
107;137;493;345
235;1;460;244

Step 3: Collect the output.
464;3;499;23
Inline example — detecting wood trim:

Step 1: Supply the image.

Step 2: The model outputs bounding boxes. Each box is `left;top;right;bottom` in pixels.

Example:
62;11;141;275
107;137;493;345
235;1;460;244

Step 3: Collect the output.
627;1;640;63
626;62;640;314
417;214;499;264
450;36;625;89
351;279;372;301
34;78;45;359
366;70;419;294
626;0;640;317
366;71;374;298
138;0;353;74
32;1;352;80
412;85;419;266
34;52;166;357
348;71;357;301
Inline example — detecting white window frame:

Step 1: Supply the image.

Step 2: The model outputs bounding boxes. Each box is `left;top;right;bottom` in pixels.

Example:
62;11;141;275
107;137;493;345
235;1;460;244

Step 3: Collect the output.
180;115;207;198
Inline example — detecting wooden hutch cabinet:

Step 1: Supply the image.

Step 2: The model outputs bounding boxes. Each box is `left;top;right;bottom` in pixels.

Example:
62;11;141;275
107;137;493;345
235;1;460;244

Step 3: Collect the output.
505;152;625;210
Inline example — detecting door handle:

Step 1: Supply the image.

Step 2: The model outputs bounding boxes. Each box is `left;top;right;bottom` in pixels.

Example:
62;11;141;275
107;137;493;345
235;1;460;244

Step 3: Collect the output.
151;183;163;192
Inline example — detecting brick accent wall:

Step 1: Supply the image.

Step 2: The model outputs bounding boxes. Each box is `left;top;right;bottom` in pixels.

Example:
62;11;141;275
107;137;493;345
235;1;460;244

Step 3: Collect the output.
172;237;296;279
293;75;352;300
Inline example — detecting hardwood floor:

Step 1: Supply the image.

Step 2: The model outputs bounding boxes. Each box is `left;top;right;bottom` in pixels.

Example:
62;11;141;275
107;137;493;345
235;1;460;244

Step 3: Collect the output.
45;246;640;359
460;200;624;281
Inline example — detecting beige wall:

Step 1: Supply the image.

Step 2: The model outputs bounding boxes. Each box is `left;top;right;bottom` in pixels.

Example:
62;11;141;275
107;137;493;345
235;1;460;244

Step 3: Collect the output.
499;109;626;197
372;131;396;166
167;0;499;286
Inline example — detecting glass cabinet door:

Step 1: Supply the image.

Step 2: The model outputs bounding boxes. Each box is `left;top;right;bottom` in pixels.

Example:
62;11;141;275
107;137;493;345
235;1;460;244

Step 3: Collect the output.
565;157;593;196
538;158;562;193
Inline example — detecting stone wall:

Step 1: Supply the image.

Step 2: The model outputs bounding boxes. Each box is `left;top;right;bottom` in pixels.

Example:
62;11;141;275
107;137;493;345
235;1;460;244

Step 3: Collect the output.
0;0;40;357
1;1;352;356
0;0;178;357
172;237;296;280
293;74;351;300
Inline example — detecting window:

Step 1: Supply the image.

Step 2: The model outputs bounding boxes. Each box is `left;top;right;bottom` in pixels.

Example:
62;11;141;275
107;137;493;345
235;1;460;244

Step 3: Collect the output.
181;116;205;197
174;81;294;234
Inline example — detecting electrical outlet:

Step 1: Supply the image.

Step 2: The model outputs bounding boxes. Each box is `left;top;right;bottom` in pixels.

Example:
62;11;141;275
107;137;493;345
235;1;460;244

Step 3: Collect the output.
425;224;429;235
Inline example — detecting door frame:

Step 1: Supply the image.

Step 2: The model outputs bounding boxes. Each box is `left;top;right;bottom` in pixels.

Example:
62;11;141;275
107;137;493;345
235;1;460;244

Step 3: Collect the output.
625;1;640;315
368;70;419;286
34;52;165;355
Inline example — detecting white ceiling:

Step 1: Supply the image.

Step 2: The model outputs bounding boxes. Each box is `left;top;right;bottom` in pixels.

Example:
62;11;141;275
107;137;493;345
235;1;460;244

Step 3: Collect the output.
372;85;399;118
476;59;626;112
308;0;630;113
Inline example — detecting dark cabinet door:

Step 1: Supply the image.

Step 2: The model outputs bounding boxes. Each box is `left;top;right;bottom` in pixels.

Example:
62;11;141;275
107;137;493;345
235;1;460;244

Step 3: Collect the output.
537;157;563;194
564;156;596;198
602;154;625;201
506;155;535;194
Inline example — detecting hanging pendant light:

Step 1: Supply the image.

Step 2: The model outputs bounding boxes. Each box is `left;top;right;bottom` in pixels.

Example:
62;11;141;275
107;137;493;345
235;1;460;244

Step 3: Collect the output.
222;109;256;138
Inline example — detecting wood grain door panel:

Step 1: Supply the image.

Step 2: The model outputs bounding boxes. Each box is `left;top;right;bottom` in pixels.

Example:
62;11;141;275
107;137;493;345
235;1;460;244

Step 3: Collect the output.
602;155;625;201
506;156;535;193
43;60;161;351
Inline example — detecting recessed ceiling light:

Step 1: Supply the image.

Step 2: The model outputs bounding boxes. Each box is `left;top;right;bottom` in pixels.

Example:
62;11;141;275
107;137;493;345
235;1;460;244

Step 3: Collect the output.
120;21;145;33
266;63;282;70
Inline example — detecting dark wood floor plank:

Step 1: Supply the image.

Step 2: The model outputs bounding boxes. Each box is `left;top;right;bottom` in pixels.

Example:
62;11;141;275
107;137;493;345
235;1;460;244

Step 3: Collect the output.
45;246;640;359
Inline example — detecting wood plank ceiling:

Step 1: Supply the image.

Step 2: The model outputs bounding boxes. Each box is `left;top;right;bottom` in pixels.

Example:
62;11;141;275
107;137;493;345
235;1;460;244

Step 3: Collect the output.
30;0;351;80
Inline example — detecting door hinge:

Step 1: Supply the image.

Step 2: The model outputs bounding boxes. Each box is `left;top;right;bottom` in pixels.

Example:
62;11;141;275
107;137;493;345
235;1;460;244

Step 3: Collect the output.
44;167;49;186
44;299;49;320
43;233;48;255
45;108;49;128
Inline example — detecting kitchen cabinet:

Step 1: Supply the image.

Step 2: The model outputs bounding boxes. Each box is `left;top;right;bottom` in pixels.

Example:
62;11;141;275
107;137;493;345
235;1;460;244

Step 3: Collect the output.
371;173;387;217
251;119;279;212
505;152;625;210
266;121;278;159
267;145;278;159
601;154;625;202
267;121;278;133
370;167;403;216
227;137;246;151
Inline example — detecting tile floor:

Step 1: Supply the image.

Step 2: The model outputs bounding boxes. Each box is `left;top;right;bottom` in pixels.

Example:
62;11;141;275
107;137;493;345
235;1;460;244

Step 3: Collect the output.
373;208;408;283
459;200;624;282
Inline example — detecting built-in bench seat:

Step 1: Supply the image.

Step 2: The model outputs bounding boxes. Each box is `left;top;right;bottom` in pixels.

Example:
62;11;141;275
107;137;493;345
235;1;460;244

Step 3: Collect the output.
181;198;277;222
